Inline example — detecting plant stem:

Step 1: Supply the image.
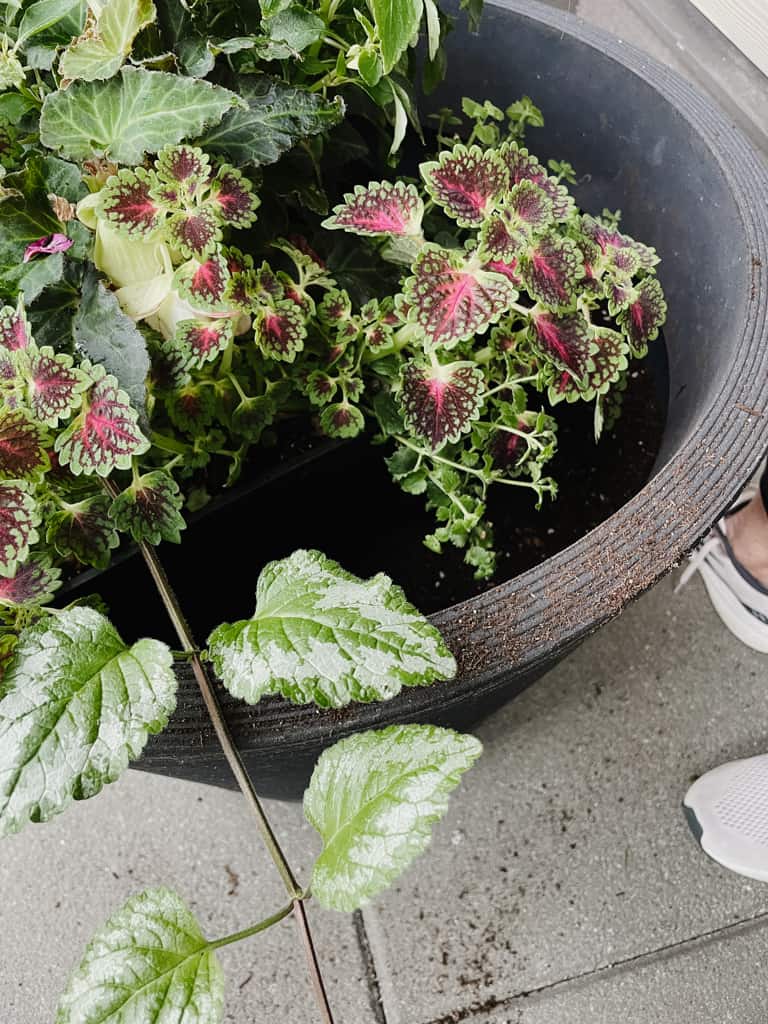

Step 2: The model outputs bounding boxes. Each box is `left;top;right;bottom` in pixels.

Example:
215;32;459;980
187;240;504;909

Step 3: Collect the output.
208;900;294;951
100;478;336;1024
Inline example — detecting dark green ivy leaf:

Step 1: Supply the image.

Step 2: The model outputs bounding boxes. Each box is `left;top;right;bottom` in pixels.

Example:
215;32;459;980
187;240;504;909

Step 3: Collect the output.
207;549;456;708
305;724;482;910
0;606;176;837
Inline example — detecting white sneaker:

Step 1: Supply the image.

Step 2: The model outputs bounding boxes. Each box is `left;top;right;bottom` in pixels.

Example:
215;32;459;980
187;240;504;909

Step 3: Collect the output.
676;512;768;654
684;754;768;882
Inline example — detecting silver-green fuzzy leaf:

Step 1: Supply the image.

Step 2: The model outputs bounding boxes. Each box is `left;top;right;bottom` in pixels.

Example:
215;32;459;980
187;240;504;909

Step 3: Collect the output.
40;67;242;164
0;607;176;838
305;724;482;911
207;549;456;708
56;887;224;1024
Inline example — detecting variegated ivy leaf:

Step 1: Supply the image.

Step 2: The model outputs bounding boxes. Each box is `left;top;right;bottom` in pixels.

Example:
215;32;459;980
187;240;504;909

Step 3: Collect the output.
0;606;176;837
581;214;659;271
498;141;575;221
17;345;91;426
399;360;485;450
109;469;185;546
548;328;629;405
0;480;39;578
0;556;60;607
40;67;242;165
304;724;482;911
520;232;584;309
56;888;224;1024
175;317;234;369
616;276;667;357
155;144;210;202
54;363;150;477
209;165;260;228
322;181;424;238
0;297;32;351
254;300;306;362
531;310;596;383
46;494;119;569
98;167;166;239
174;254;230;311
58;0;157;83
207;549;457;708
319;401;364;439
0;409;50;481
404;245;518;350
167;207;221;260
420;145;508;228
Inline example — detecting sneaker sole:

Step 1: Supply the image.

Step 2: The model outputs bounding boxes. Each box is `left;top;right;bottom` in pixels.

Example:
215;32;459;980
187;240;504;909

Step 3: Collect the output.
698;561;768;654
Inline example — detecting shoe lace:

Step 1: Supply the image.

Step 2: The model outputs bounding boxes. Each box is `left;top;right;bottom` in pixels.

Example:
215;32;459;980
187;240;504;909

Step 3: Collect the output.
675;531;724;593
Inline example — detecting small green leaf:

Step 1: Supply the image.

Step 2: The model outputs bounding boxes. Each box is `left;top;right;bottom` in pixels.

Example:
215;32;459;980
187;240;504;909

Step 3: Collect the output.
16;0;86;48
0;606;176;837
72;269;150;421
264;5;324;52
59;0;157;82
110;469;185;545
305;724;482;911
370;0;422;73
56;887;224;1024
40;67;242;164
197;75;344;167
207;549;456;708
46;494;120;569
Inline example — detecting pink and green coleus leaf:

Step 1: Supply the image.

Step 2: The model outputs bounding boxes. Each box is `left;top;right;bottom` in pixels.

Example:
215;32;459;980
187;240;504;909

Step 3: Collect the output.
231;394;278;444
166;207;221;260
548;328;629;404
479;182;553;262
306;370;337;407
155;144;211;201
209;165;260;228
175;317;234;369
0;410;50;481
318;289;352;326
616;276;667;356
404;245;518;350
530;310;595;383
98;168;166;239
109;470;185;546
0;299;32;352
165;382;216;434
16;346;90;427
519;232;584;309
399;360;485;450
420;145;508;227
319;401;365;438
321;181;424;238
54;364;150;477
46;494;119;570
0;480;39;578
581;214;659;271
254;300;306;362
0;555;60;607
498;141;575;221
174;253;230;311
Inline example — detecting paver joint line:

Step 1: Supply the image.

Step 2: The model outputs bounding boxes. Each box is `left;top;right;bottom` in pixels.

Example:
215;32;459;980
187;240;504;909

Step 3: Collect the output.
353;909;389;1024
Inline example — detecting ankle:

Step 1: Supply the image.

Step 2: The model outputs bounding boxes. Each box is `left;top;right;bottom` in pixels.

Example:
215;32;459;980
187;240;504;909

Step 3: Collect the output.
727;493;768;586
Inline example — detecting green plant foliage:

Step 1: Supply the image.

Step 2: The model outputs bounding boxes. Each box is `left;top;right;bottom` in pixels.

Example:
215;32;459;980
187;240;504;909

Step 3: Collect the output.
208;549;457;707
305;724;482;910
58;0;157;82
0;606;176;837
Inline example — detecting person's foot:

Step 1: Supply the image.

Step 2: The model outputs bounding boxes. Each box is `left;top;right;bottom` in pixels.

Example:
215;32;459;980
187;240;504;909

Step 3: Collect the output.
684;754;768;882
676;489;768;653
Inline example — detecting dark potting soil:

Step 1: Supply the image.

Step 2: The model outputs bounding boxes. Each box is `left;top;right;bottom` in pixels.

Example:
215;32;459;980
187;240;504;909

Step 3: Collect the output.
59;343;667;643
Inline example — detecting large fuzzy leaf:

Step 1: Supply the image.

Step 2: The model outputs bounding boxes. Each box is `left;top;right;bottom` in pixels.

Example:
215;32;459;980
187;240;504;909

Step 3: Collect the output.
399;360;485;450
72;271;151;421
0;409;50;481
40;67;241;164
0;607;176;837
54;363;150;477
420;145;508;227
404;245;517;350
197;75;344;167
304;724;482;911
59;0;157;82
0;480;39;577
46;494;119;569
322;181;424;238
56;888;223;1024
207;549;456;708
18;345;90;426
109;469;185;545
0;556;60;607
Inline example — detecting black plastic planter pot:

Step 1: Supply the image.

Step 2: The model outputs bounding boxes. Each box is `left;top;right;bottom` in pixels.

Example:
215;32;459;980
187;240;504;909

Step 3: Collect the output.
116;0;768;798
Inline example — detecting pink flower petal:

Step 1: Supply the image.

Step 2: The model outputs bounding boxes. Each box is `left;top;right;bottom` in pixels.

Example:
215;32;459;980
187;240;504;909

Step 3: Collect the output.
23;233;73;263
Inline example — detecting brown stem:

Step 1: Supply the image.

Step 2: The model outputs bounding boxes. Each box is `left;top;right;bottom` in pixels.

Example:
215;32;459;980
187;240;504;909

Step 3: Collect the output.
101;478;336;1022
